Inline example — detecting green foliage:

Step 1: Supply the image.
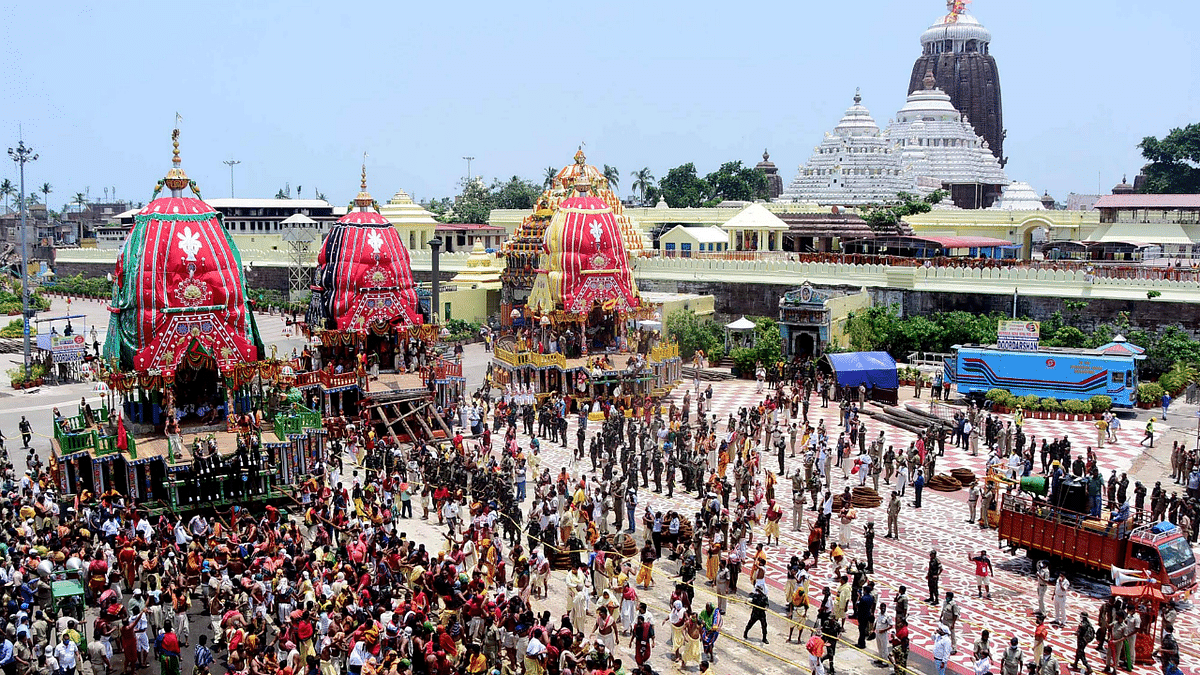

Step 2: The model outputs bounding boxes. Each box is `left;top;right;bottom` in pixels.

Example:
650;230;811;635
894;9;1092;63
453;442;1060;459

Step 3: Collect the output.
1017;394;1042;410
1157;360;1198;394
50;273;112;298
1061;399;1090;415
490;176;541;211
860;190;948;234
1128;325;1200;380
630;168;656;204
602;165;620;193
1039;398;1062;412
702;161;769;205
729;347;758;376
1039;311;1089;349
435;176;541;225
753;317;782;368
655;161;771;208
720;317;783;377
1137;382;1165;404
444;318;482;342
1088;395;1113;413
665;309;724;362
659;163;710;208
842;304;1002;356
0;319;31;338
643;185;662;205
1138;123;1200;194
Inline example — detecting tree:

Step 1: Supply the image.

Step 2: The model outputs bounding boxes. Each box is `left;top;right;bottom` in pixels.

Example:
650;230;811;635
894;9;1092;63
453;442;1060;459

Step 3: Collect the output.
703;161;768;204
490;176;540;211
1138;123;1200;194
630;168;656;204
543;166;559;189
73;192;87;212
665;309;725;361
39;183;52;208
603;164;620;193
275;188;291;199
0;179;14;212
440;178;492;225
659;163;710;208
860;190;948;234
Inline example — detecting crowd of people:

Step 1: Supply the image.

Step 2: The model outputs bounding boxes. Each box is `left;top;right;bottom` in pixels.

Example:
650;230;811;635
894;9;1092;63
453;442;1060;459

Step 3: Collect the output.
0;351;1192;675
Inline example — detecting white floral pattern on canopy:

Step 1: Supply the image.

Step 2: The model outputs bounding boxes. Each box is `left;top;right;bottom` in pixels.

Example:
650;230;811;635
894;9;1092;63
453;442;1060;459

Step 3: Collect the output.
725;316;757;352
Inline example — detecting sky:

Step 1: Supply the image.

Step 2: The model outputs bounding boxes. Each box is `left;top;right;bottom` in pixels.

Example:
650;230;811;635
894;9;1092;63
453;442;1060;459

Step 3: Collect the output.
1;0;1197;209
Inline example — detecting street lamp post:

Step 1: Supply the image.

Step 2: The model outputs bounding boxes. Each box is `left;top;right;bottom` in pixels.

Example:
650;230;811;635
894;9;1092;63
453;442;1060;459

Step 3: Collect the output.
223;159;241;198
8;141;37;380
462;156;475;184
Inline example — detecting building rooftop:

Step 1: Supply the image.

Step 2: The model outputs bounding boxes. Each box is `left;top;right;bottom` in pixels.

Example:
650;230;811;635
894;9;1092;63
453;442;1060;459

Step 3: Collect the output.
1093;194;1200;209
721;203;789;231
989;182;1046;211
205;198;332;209
665;226;728;244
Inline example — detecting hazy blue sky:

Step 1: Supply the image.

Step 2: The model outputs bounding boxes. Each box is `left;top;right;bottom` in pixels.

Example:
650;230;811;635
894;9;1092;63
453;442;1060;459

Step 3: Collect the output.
2;0;1196;209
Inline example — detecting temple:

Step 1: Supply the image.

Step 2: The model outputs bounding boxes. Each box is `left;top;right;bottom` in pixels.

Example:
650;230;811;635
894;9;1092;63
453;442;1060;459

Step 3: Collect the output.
494;167;680;411
887;70;1009;208
781;80;1009;209
779;91;909;206
908;1;1005;165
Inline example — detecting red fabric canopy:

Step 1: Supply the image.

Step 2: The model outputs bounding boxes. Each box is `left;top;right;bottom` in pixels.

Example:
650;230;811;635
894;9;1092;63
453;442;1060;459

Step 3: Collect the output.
107;196;261;374
528;195;639;314
313;208;422;331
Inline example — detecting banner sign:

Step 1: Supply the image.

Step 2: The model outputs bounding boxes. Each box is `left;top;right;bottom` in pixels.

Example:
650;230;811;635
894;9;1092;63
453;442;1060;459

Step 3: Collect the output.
998;320;1040;352
51;335;88;363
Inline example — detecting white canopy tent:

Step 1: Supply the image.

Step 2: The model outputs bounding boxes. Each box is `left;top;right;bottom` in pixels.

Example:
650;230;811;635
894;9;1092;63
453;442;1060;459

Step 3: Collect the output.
725;316;757;351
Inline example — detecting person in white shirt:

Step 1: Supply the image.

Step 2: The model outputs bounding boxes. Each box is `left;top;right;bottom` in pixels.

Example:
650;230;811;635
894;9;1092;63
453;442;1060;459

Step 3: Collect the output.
54;634;80;675
933;625;953;675
174;521;192;548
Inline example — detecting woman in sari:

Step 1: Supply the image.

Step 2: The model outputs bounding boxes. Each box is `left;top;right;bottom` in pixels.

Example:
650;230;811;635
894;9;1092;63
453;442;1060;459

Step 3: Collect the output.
698;603;722;663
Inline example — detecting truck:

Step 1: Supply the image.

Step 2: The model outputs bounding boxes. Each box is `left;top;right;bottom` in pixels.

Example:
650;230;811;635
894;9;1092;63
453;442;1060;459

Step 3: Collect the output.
997;490;1197;593
947;344;1139;407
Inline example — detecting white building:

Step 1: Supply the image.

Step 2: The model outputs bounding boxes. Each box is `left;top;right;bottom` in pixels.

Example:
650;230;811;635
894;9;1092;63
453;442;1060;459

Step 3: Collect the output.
779;91;910;206
781;74;1010;209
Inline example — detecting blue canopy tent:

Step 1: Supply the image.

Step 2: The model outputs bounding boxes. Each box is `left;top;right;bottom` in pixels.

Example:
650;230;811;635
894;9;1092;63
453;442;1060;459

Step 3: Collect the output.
820;351;899;404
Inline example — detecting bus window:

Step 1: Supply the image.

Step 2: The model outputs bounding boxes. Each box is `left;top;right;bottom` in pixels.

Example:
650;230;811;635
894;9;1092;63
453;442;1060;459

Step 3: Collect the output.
1127;371;1134;387
1112;372;1124;384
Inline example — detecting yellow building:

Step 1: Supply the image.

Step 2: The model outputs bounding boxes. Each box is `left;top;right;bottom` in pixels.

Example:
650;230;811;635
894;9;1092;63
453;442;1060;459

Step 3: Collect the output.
379;188;438;253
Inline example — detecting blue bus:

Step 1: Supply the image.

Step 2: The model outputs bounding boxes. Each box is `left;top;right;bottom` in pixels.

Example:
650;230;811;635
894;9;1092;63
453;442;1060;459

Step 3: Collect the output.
947;344;1140;407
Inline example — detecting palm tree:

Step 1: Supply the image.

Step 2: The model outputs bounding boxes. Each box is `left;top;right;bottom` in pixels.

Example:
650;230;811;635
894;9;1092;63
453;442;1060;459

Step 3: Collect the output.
0;179;14;212
73;192;87;213
630;168;656;204
40;183;52;207
542;166;558;189
603;165;620;192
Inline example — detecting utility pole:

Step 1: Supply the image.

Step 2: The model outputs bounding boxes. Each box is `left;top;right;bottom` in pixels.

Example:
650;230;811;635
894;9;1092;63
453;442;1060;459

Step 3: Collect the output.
223;159;241;198
8;141;37;380
462;156;475;184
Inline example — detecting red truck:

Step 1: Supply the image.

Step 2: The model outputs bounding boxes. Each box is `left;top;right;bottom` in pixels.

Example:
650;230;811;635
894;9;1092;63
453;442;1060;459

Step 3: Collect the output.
997;491;1197;593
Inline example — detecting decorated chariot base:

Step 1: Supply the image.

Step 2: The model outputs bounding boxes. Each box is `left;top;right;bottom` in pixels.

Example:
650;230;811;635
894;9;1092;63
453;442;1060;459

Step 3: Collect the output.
50;130;327;513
